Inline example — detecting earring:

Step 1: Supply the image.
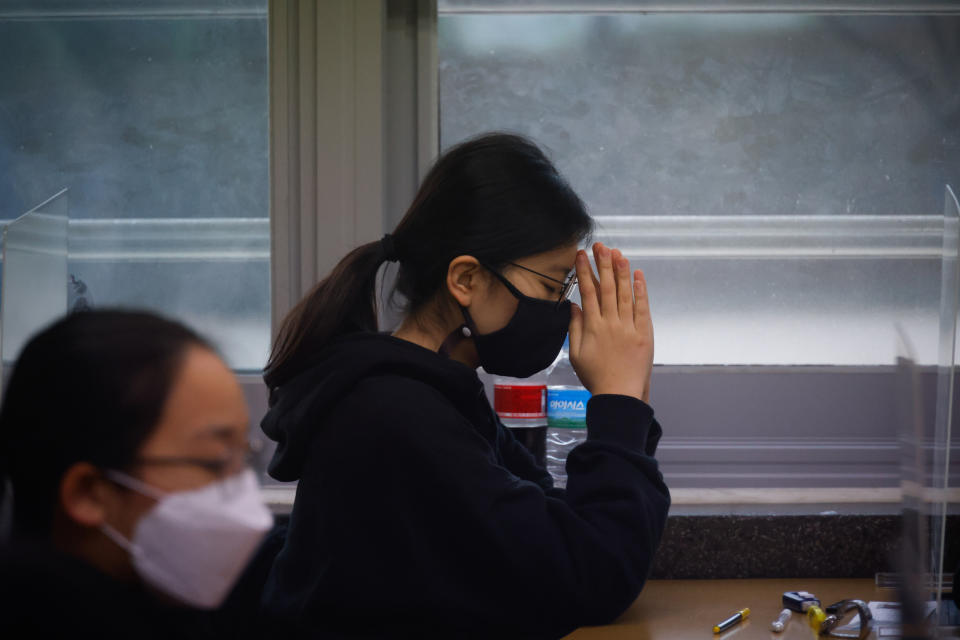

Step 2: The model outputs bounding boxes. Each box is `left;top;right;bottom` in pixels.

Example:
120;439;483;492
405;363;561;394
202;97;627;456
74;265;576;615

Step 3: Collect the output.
461;325;472;338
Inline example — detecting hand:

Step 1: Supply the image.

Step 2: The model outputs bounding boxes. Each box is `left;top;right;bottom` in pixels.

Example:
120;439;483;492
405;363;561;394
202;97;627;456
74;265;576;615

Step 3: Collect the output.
568;242;654;404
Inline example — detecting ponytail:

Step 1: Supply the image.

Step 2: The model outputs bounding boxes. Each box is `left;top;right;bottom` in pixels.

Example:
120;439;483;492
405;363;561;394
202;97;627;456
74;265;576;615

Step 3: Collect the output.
264;238;391;391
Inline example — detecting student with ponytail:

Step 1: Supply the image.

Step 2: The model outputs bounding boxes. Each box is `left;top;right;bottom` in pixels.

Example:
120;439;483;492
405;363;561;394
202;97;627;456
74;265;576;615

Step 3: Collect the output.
259;133;669;638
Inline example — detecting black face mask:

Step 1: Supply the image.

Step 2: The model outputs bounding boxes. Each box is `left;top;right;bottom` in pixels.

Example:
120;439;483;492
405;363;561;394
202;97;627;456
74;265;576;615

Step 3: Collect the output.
461;268;571;378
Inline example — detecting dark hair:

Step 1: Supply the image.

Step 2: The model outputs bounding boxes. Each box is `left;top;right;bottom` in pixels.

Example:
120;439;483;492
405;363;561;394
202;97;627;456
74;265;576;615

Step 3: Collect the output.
0;310;211;537
264;132;593;390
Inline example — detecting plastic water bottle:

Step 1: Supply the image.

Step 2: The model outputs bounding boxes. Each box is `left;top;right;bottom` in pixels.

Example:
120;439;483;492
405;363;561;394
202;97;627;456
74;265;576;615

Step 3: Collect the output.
545;337;590;487
493;371;547;468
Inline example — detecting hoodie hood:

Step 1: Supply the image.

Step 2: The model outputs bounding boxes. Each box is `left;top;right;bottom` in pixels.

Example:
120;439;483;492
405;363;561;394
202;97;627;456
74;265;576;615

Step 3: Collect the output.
261;332;485;482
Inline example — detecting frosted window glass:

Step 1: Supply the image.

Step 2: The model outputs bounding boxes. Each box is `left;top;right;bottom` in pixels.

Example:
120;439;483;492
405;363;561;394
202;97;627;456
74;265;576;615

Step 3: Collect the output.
439;12;960;365
0;2;269;371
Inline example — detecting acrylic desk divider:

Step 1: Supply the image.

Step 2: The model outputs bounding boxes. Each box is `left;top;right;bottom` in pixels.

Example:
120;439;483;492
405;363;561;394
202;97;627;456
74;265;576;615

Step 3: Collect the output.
894;185;960;637
932;185;960;628
895;321;930;638
0;189;69;381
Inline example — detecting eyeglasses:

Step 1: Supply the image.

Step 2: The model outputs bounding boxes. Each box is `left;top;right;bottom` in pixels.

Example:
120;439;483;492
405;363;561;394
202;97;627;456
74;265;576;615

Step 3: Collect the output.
485;261;577;309
132;441;261;478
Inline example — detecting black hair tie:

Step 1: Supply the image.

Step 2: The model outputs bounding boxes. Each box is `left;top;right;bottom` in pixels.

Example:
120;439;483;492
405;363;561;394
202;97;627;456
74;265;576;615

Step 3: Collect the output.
381;233;399;263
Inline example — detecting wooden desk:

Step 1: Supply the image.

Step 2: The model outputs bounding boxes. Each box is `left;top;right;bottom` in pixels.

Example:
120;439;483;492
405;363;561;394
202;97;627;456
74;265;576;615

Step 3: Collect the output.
567;579;891;639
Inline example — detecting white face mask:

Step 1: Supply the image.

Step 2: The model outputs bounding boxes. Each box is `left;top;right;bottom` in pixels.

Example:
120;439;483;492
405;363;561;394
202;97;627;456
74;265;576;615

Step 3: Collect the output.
100;468;272;609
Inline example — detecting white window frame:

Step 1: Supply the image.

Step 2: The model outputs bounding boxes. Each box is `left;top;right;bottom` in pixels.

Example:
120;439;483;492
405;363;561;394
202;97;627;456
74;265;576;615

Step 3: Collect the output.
268;0;438;332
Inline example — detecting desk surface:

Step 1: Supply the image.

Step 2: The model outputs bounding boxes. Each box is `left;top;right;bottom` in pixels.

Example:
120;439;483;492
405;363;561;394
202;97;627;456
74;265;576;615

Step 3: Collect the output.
567;579;890;640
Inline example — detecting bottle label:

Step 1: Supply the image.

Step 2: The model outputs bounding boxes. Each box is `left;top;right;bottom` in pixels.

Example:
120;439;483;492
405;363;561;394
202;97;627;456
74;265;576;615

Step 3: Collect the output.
494;384;546;419
547;388;590;429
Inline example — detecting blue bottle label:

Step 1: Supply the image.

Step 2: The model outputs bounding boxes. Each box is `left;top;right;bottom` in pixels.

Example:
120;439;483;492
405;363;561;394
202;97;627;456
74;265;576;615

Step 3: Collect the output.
547;388;590;429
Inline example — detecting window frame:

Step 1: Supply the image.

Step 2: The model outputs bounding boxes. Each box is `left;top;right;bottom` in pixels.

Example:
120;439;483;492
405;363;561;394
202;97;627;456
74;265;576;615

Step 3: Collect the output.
5;1;954;510
257;0;960;511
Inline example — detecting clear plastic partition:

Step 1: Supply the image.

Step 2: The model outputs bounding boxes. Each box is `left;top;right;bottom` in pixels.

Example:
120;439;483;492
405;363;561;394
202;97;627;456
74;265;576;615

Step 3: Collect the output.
930;185;960;628
893;186;960;635
894;326;933;637
0;190;69;368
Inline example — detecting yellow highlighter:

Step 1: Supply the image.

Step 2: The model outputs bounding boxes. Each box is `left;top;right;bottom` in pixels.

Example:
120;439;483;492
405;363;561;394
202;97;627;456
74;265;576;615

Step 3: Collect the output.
713;608;750;633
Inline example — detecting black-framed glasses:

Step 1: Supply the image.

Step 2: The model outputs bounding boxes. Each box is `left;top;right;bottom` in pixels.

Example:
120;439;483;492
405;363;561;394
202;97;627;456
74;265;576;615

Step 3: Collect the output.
499;261;578;308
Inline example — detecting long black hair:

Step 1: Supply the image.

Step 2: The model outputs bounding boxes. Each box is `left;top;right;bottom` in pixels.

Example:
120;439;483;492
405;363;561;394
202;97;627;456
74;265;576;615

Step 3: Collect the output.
0;310;211;537
264;132;593;391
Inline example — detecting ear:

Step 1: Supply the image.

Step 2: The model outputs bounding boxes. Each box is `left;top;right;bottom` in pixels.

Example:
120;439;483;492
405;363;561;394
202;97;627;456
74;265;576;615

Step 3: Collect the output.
59;462;112;528
446;255;484;308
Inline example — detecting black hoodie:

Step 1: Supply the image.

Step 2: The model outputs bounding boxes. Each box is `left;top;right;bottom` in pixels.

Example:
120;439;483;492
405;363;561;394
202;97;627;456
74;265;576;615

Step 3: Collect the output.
259;333;670;639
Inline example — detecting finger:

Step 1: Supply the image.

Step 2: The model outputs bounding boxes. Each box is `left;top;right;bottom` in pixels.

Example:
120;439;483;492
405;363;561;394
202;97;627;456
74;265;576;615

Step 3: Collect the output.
568;302;583;357
575;250;600;319
590;262;602;308
585;244;602;307
633;269;652;334
593;242;617;318
613;249;634;325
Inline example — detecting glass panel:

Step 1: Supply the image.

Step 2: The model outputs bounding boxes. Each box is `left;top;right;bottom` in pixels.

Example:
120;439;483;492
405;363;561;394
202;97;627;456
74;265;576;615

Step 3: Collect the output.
0;2;269;371
1;190;68;367
593;214;943;365
439;12;960;366
440;14;956;218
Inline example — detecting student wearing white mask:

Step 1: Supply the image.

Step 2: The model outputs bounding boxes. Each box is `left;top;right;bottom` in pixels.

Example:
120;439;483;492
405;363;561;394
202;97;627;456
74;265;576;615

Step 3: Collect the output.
0;310;273;638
